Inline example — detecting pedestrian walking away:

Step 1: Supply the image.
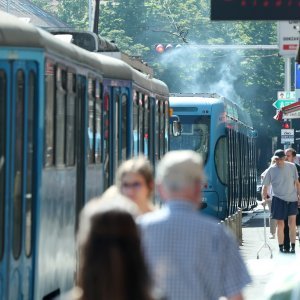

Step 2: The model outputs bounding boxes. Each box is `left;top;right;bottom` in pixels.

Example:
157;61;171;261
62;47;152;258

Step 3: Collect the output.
260;156;277;239
262;149;300;254
285;148;300;245
138;150;251;300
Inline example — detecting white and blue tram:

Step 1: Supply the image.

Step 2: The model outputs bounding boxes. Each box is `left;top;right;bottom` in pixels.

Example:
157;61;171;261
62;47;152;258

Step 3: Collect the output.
170;93;257;219
0;12;169;299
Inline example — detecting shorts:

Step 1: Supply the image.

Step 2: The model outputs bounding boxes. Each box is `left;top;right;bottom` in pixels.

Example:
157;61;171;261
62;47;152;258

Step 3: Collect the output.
271;196;298;220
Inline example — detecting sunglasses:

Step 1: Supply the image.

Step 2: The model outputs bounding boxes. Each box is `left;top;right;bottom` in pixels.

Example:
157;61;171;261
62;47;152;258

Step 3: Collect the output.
121;181;143;189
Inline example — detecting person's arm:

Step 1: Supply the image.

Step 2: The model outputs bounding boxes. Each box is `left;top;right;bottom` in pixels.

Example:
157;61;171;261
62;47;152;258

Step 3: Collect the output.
261;185;270;206
228;293;244;300
295;179;300;199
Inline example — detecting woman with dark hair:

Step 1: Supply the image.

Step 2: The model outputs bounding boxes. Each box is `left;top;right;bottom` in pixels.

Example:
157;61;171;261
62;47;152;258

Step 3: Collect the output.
68;195;155;300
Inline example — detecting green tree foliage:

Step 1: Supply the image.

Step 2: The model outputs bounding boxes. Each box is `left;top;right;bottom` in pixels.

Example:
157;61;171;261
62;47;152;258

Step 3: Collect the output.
34;0;285;167
56;0;89;29
99;1;149;56
30;0;54;13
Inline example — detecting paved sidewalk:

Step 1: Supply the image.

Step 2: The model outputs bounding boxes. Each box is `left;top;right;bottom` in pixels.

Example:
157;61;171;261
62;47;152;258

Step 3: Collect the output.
240;205;300;300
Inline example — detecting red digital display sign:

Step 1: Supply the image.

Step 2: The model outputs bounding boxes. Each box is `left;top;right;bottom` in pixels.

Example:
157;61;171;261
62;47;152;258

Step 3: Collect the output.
211;0;300;20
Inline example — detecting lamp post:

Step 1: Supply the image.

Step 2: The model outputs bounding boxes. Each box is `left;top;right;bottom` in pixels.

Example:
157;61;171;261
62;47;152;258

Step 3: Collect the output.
93;0;100;35
88;0;93;31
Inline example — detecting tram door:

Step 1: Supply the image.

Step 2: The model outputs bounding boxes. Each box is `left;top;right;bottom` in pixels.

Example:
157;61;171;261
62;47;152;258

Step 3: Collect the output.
109;87;129;186
0;60;37;300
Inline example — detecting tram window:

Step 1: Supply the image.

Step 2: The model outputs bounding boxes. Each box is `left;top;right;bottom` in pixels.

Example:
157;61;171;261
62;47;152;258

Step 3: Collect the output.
25;71;35;257
159;101;164;158
121;94;127;160
115;94;120;164
139;94;144;153
170;115;210;163
44;60;55;167
103;93;110;184
164;101;169;154
133;92;139;155
155;100;160;160
65;72;76;166
215;136;228;185
88;79;96;164
0;70;6;261
144;97;149;158
95;82;102;164
55;67;67;166
13;70;24;260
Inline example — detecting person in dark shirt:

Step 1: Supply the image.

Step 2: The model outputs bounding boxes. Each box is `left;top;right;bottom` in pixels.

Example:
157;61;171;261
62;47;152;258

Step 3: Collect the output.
284;148;300;251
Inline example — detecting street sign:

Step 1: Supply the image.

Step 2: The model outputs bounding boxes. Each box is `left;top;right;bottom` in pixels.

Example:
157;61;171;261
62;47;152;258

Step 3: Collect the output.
295;130;300;144
283;111;300;119
281;129;294;144
277;91;296;100
273;99;295;109
278;21;300;57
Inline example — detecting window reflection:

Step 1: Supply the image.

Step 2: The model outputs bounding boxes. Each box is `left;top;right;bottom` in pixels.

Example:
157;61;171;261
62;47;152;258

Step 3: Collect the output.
170;115;210;163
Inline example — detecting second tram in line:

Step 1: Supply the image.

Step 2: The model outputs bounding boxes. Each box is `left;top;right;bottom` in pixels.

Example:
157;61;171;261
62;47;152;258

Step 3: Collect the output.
170;93;257;219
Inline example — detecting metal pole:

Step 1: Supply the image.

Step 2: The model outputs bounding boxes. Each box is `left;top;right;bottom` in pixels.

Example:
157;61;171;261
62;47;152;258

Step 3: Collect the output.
284;57;292;92
93;0;100;35
284;57;292;148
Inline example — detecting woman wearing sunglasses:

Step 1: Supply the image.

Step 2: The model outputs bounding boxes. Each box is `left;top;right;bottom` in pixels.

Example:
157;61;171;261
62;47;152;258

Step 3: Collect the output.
116;156;155;214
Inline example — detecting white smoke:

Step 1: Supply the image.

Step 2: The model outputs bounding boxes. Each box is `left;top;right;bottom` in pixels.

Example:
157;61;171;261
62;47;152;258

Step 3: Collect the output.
156;43;243;104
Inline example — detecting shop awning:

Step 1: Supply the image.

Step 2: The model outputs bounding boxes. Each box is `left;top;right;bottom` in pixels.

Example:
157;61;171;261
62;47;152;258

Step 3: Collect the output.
274;101;300;120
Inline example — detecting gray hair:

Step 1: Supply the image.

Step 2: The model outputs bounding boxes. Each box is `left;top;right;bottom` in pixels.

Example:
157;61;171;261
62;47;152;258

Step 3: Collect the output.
156;150;204;192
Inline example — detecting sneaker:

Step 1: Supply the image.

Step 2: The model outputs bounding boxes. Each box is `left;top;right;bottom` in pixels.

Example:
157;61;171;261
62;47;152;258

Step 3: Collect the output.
269;234;275;239
290;249;295;254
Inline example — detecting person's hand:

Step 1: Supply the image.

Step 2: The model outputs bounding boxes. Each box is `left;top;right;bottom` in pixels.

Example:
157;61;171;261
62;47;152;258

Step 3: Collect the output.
261;199;267;207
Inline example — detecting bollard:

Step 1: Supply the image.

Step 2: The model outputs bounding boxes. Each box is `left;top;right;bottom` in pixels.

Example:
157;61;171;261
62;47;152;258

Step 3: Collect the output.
224;217;229;228
228;215;233;237
235;212;239;242
238;208;243;245
231;215;237;240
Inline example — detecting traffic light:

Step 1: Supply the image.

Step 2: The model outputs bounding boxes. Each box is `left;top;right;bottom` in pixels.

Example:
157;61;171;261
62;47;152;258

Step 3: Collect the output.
282;120;291;129
154;44;182;54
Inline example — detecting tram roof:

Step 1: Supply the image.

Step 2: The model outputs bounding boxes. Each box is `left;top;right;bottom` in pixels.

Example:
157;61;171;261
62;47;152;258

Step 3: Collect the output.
170;93;224;106
0;12;168;95
0;11;105;72
93;52;132;80
170;93;253;128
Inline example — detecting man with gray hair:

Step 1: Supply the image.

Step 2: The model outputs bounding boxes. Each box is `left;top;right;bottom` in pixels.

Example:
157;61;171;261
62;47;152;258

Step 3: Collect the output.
138;150;251;300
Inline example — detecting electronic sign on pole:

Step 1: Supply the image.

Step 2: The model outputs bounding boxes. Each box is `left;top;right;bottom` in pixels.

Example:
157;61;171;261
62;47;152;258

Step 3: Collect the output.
211;1;300;21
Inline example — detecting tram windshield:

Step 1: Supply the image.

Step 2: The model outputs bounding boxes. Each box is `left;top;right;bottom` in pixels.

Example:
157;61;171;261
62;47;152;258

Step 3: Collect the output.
170;115;210;163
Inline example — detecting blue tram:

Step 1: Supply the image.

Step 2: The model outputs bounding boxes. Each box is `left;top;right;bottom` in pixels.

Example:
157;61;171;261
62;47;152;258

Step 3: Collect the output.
0;12;169;299
170;93;257;219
